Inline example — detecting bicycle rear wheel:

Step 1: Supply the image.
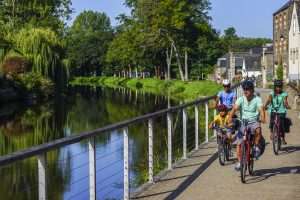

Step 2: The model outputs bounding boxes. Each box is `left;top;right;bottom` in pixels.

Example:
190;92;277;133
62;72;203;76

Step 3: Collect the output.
218;137;226;166
272;125;280;155
240;142;247;183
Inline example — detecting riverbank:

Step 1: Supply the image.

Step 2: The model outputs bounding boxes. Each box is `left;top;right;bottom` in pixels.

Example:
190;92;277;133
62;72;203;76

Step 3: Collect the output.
0;74;54;104
70;77;222;101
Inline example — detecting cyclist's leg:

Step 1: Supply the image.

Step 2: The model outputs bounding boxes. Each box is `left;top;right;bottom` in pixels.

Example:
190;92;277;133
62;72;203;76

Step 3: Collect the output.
251;122;262;158
254;127;262;146
237;125;245;160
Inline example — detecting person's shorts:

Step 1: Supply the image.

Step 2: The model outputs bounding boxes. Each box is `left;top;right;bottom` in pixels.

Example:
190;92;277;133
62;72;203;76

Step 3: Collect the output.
236;121;261;144
269;112;286;132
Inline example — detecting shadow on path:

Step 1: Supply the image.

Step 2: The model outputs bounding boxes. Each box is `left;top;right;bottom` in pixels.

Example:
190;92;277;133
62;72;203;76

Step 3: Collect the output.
279;146;300;155
245;165;300;184
163;153;218;200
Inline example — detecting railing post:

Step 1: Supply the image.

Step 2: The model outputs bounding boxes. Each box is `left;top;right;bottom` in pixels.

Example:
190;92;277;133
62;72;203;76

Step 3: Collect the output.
167;113;172;170
205;103;209;143
37;154;47;200
195;105;199;150
213;109;217;137
88;137;96;200
148;119;154;183
182;108;187;159
123;128;129;200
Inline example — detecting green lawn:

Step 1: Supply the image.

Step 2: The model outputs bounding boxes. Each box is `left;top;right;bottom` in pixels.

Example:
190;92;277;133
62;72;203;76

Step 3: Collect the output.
70;77;222;101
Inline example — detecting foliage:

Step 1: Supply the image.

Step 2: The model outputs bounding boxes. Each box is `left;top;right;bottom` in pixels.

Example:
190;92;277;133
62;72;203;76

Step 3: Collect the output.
66;11;113;76
70;77;222;101
14;72;54;97
106;0;219;80
0;0;72;33
222;27;272;52
276;65;284;80
13;27;64;78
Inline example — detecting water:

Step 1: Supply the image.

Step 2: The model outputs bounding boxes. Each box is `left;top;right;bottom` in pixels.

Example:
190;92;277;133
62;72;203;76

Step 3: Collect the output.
0;86;213;200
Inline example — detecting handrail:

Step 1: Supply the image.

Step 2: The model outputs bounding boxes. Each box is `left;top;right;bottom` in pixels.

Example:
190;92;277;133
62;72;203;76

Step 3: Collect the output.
0;83;241;166
0;83;243;200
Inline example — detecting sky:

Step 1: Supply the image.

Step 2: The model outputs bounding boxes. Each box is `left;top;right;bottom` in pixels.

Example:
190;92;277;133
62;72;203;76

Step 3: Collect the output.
70;0;289;38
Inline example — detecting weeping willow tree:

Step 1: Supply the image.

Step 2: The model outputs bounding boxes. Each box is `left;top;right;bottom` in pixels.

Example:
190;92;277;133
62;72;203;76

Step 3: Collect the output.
14;27;65;78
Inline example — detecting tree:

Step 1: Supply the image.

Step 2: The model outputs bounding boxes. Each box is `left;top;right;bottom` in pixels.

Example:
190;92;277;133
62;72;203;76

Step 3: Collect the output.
66;11;113;76
0;0;72;33
116;0;214;81
222;27;272;52
276;65;284;80
14;27;66;78
0;0;72;82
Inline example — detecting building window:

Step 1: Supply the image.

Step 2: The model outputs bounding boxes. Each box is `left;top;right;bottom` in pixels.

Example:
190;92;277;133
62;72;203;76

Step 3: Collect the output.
293;49;296;64
293;15;297;34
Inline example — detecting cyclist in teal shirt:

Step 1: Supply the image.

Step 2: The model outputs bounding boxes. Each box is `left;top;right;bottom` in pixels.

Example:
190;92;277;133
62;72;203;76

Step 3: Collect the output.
264;80;290;144
229;80;266;170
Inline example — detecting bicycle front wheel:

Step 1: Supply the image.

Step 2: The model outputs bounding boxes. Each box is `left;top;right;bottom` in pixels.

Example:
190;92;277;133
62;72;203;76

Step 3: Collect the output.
218;138;226;166
272;125;280;155
248;146;254;176
240;142;247;183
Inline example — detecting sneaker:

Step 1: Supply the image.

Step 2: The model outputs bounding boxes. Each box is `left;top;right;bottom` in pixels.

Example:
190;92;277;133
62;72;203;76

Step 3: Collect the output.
254;146;261;159
234;163;241;171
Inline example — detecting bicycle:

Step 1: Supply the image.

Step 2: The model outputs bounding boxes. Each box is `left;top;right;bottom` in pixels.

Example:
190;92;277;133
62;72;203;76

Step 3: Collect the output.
240;120;256;183
213;125;233;166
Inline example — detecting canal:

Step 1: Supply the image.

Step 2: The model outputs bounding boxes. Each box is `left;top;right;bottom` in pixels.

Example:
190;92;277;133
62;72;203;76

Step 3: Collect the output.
0;86;213;200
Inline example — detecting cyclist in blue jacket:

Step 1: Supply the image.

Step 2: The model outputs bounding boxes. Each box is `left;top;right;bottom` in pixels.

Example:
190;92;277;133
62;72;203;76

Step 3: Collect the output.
216;79;237;111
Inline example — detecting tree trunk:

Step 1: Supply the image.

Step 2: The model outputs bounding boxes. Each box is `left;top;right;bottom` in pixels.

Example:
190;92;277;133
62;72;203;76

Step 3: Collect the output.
171;42;185;81
129;65;132;78
166;47;173;80
184;50;188;81
135;67;138;78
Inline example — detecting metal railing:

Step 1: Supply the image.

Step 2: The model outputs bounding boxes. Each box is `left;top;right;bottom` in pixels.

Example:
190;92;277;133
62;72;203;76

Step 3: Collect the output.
0;84;242;200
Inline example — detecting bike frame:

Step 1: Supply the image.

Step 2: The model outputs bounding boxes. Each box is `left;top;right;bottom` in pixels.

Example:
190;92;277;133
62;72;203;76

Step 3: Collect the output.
242;125;254;163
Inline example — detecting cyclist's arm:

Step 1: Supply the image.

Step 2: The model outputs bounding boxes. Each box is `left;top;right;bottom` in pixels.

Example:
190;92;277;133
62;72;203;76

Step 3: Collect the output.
263;94;272;110
259;107;266;123
209;119;215;129
228;104;239;123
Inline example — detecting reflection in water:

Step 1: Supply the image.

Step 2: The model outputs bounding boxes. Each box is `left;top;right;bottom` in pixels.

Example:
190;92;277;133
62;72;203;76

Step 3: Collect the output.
0;86;179;199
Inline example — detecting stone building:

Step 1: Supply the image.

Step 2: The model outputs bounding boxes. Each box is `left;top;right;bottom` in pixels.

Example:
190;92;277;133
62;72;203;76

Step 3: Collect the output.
288;1;300;82
273;0;300;79
216;49;265;81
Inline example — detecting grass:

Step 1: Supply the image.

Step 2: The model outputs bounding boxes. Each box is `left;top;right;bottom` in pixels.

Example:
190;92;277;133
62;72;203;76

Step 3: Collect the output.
70;76;222;101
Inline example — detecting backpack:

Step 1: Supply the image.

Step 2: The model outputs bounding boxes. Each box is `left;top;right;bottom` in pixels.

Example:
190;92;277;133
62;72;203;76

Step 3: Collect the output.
258;136;266;157
284;118;292;133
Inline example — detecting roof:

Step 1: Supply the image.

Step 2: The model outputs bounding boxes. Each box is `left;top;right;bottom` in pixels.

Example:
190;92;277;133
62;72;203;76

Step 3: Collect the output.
273;0;293;16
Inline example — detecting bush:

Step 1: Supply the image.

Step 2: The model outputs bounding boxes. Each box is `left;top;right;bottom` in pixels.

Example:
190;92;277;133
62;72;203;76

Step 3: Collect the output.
14;72;54;97
276;65;284;80
1;56;31;76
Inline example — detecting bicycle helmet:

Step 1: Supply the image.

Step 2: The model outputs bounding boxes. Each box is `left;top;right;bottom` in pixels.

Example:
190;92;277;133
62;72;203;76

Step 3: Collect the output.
242;80;254;90
217;104;228;112
222;79;230;86
274;79;283;87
